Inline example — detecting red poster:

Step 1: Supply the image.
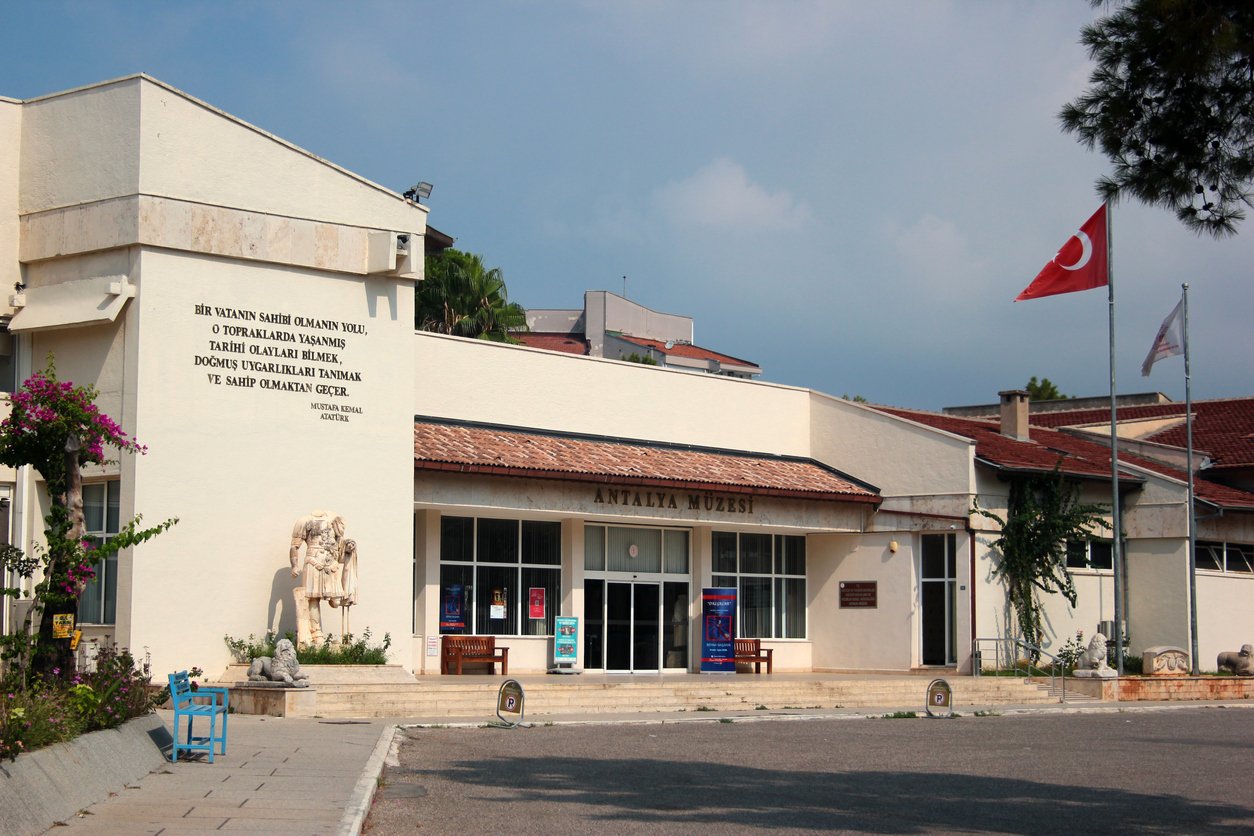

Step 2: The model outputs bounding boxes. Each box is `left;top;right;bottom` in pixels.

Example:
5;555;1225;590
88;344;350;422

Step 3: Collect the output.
528;587;545;619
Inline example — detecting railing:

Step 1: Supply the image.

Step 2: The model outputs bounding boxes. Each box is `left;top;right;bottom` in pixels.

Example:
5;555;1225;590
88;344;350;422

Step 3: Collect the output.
972;637;1068;703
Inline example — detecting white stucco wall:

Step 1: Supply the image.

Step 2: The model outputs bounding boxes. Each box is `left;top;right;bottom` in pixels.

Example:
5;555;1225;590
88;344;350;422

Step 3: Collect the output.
19;79;142;214
1;97;20;296
414;332;813;455
122;249;415;675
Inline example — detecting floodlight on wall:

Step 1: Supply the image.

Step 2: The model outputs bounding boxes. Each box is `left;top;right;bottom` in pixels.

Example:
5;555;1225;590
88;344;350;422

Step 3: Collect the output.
403;182;434;203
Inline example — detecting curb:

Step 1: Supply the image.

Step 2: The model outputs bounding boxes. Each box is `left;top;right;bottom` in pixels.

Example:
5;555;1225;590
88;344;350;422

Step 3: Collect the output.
340;724;399;836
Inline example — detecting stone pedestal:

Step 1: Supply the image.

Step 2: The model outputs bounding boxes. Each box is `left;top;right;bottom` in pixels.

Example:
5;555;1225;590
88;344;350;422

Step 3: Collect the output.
1142;645;1190;676
1073;668;1117;679
229;683;319;717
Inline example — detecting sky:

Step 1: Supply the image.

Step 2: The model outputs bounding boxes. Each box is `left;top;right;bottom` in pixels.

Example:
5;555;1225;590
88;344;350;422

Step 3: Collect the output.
3;1;1250;410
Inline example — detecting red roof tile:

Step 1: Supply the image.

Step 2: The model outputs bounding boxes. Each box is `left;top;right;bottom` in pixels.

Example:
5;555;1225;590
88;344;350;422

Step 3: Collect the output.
514;332;589;356
1027;398;1254;471
617;336;759;369
414;419;880;504
875;406;1254;510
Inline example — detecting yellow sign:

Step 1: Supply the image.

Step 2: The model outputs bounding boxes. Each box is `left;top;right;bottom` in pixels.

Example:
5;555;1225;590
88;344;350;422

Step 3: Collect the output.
52;613;75;639
71;630;82;651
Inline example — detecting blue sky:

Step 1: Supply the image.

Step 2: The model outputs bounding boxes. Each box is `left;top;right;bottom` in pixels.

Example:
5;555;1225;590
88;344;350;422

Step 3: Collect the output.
4;1;1250;409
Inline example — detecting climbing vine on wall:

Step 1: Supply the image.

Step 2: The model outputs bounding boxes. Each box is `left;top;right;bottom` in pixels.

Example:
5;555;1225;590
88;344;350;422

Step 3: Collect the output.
973;466;1111;655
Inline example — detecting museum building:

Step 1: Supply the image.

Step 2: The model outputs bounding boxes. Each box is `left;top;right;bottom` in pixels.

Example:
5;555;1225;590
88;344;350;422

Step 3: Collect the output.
2;76;1252;679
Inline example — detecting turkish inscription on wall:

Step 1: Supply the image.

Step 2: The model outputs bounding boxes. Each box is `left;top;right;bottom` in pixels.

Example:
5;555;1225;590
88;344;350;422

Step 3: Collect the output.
193;304;367;423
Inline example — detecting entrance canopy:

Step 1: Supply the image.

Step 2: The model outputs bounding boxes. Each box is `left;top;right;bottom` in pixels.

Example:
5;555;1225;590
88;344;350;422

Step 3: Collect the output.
414;417;881;505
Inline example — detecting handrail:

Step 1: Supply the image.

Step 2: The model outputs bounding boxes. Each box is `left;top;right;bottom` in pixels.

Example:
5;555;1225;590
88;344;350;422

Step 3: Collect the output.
971;637;1068;703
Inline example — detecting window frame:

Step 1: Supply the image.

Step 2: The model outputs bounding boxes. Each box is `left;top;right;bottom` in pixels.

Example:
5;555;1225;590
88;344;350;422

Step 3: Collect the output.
1065;538;1114;572
438;516;562;638
77;480;121;625
711;532;807;640
1196;540;1254;574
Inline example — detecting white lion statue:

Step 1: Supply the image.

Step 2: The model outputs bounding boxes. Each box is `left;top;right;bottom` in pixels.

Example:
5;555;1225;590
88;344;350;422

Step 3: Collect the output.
1077;632;1110;672
1217;644;1254;677
247;638;310;687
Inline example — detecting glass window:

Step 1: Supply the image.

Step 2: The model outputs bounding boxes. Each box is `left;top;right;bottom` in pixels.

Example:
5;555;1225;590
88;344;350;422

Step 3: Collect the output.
1065;539;1113;571
1225;543;1253;573
740;533;771;574
478;518;518;563
522;521;561;566
1196;541;1224;571
439;516;564;637
664;530;689;574
440;517;474;562
711;532;806;639
712;532;737;574
584;525;605;571
79;481;121;625
607;527;661;573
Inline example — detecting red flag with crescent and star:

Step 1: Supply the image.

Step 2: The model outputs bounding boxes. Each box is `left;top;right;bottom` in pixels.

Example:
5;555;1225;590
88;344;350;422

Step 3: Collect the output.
1015;203;1108;301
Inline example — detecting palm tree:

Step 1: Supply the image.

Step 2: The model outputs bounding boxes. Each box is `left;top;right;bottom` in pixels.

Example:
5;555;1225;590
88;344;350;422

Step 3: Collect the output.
417;249;527;342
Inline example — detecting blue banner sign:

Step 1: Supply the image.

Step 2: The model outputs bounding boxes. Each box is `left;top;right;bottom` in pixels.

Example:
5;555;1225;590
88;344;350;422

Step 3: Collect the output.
701;587;737;673
554;616;579;664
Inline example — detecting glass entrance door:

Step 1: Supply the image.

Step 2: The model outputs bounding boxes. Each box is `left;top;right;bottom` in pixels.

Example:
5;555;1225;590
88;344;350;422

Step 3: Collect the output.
605;581;660;672
921;533;957;666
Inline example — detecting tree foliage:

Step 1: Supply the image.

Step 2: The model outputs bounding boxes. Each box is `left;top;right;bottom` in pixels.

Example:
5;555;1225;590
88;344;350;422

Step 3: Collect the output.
1024;376;1069;402
974;468;1110;654
417;249;527;342
1059;1;1254;237
0;360;175;680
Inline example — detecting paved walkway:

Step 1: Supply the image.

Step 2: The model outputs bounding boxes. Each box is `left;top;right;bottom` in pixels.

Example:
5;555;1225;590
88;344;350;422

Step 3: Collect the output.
46;711;392;835
41;700;1254;835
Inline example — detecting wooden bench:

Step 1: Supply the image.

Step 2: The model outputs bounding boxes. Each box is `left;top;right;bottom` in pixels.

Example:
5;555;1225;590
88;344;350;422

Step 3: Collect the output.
168;671;229;763
735;638;773;674
441;635;509;675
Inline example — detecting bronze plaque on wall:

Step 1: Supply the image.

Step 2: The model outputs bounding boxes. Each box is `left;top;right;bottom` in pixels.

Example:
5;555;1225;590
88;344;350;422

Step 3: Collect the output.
839;581;877;609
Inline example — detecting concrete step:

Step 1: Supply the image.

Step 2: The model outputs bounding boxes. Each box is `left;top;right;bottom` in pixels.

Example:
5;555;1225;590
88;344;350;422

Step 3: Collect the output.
290;675;1065;718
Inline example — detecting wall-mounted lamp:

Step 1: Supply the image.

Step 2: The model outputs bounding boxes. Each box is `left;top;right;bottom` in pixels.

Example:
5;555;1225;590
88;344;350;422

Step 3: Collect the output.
889;540;899;553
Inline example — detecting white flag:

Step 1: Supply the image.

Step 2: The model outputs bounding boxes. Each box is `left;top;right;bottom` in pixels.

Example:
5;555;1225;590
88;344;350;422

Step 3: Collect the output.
1140;299;1184;376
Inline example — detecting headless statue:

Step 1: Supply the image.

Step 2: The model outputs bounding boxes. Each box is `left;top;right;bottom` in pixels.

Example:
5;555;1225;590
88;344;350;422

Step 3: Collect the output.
289;511;359;647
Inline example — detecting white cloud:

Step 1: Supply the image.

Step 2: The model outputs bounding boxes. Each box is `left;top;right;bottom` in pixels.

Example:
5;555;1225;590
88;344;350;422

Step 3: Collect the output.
653;157;812;233
887;213;986;282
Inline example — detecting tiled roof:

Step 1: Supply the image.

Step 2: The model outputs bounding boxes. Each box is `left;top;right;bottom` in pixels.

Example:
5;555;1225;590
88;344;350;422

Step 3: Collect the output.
875;406;1254;510
414;418;880;504
616;335;759;369
514;332;589;356
1027;398;1254;471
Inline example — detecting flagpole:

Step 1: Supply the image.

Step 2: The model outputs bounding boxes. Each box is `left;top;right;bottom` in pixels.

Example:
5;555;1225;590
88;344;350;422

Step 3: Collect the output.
1182;283;1199;674
1107;200;1125;676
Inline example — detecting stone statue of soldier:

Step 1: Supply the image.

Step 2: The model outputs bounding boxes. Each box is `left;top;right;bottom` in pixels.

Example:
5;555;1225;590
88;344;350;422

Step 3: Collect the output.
289;511;358;647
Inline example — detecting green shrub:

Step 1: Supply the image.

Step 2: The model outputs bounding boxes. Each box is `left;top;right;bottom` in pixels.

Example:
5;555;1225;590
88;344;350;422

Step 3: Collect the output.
0;645;155;762
225;628;391;665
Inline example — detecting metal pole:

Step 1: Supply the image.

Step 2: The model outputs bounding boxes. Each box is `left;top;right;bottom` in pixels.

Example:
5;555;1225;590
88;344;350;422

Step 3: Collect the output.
1107;201;1125;676
1183;284;1199;674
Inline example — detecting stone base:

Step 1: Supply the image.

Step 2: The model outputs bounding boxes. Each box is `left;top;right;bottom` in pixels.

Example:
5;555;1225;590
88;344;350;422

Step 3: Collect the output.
217;663;415;685
229;685;319;717
1073;668;1118;679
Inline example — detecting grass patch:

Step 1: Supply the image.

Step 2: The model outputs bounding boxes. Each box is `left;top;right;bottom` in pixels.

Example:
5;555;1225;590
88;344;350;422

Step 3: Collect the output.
695;705;714;712
718;718;734;724
755;704;769;711
877;711;918;719
974;709;1000;717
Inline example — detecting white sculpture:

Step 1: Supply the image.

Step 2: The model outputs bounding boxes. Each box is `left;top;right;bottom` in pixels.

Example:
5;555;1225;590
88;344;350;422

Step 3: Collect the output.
1074;632;1116;678
247;638;310;688
289;510;359;647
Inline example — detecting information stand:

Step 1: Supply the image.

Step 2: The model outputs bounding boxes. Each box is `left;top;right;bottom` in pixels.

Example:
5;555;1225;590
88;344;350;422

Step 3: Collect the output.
700;587;737;673
549;616;581;674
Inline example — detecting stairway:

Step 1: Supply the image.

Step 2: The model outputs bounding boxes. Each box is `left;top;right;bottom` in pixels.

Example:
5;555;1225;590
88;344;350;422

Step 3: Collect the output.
300;673;1066;720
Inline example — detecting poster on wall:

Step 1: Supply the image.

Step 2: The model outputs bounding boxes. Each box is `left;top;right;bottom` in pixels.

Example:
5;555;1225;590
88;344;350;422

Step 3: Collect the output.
440;584;465;632
490;588;507;620
529;587;546;619
700;587;736;673
554;616;578;662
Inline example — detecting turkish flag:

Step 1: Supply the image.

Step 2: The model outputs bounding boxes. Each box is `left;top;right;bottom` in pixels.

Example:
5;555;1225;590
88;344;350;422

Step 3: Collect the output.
1015;203;1108;301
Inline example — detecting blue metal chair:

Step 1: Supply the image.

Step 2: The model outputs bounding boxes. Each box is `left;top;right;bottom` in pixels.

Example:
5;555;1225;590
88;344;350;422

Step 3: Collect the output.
167;670;229;762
